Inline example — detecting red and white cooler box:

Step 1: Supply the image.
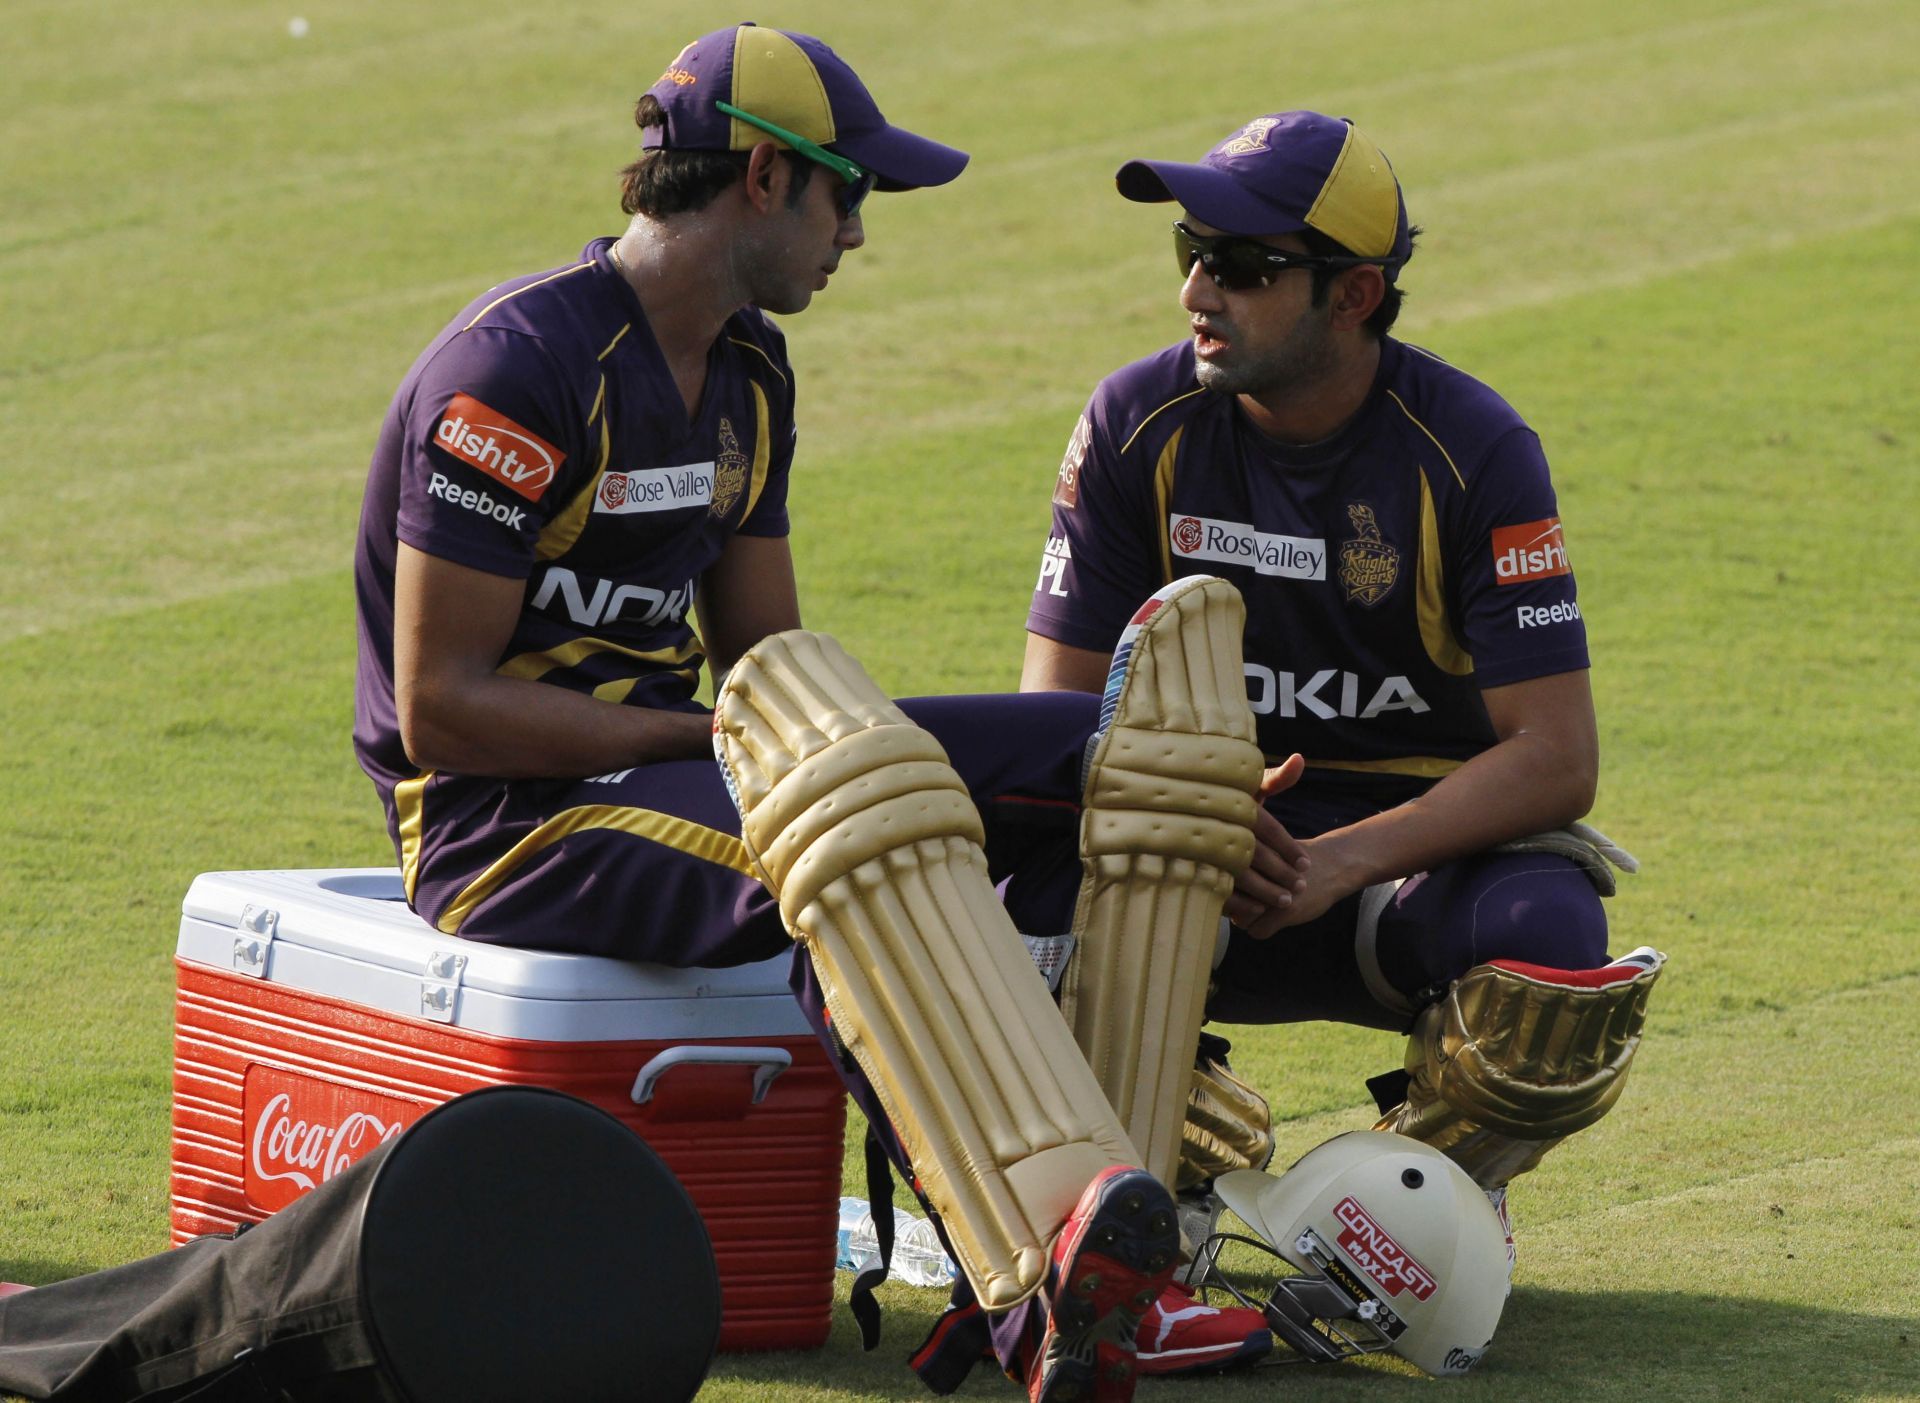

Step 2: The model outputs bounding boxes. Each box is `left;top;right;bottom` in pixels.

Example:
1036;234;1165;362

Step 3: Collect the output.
170;868;846;1352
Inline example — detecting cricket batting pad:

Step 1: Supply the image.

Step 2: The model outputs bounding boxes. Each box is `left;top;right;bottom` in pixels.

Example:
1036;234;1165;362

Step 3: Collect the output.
1375;947;1667;1188
1063;576;1264;1188
713;631;1137;1311
1177;1051;1275;1192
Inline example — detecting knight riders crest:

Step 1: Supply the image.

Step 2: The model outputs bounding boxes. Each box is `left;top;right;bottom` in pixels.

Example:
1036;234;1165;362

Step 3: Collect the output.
1338;502;1400;607
710;417;749;518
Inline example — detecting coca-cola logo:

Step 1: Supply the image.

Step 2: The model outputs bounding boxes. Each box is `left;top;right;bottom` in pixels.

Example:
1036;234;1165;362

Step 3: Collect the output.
242;1065;424;1211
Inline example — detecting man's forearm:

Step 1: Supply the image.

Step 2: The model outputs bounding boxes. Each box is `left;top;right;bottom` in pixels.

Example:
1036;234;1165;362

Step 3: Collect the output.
1307;729;1595;898
400;673;714;778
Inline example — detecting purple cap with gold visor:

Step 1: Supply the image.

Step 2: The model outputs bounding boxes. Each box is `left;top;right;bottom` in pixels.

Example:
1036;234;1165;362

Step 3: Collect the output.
1117;112;1411;277
642;23;968;193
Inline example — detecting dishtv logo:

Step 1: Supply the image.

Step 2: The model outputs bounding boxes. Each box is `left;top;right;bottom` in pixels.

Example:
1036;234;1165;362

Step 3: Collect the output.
434;393;563;502
1491;517;1570;585
241;1064;424;1212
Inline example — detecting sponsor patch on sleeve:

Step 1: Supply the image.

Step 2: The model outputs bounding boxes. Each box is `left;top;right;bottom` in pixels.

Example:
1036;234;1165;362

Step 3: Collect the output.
1490;516;1570;585
1053;414;1092;509
433;392;564;503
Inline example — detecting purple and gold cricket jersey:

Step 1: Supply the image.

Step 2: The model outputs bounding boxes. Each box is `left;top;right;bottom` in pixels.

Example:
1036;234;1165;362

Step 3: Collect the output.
1028;337;1588;819
353;238;795;859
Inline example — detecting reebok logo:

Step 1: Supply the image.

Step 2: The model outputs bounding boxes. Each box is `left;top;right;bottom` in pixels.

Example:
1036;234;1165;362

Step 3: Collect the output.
428;472;527;530
434;393;562;502
1491;517;1570;584
1171;513;1325;580
1517;600;1582;628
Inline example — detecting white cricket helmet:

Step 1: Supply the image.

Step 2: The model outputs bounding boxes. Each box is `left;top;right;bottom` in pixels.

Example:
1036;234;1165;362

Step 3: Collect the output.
1202;1130;1508;1377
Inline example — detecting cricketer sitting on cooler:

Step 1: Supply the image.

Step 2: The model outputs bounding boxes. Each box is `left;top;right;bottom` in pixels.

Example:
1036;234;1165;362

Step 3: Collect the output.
1018;110;1667;1273
351;24;1291;1400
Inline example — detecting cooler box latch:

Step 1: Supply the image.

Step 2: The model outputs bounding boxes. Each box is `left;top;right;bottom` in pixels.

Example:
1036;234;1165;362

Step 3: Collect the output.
231;905;279;978
630;1046;792;1122
420;951;469;1024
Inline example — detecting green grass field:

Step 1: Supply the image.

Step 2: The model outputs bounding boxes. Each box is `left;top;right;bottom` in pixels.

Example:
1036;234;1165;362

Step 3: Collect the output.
3;0;1917;1398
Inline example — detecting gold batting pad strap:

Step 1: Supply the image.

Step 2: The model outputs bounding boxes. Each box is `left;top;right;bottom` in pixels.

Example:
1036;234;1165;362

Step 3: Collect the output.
1063;576;1264;1188
1374;947;1667;1188
714;630;1137;1311
1177;1053;1275;1191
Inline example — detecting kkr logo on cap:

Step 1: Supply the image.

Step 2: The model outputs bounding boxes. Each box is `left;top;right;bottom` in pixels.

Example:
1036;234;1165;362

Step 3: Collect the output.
435;393;563;503
1216;116;1280;157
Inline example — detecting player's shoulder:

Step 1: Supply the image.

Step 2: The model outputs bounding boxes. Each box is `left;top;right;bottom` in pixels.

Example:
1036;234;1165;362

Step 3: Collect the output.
1089;341;1217;457
1377;338;1537;480
449;247;609;351
720;305;795;397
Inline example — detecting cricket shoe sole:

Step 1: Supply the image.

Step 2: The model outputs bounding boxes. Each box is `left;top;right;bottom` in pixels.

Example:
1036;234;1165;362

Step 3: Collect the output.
1028;1166;1182;1403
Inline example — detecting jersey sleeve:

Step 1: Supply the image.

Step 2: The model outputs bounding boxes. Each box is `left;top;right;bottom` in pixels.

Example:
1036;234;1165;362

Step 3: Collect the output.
1448;428;1591;688
1025;388;1167;653
394;328;591;579
736;341;796;539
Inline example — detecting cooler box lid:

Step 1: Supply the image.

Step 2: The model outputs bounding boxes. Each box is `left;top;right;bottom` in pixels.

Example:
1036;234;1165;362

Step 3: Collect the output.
177;868;805;1041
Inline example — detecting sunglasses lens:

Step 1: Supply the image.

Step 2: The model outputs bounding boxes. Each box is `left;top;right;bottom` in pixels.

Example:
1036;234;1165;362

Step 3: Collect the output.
839;171;877;219
1173;225;1275;291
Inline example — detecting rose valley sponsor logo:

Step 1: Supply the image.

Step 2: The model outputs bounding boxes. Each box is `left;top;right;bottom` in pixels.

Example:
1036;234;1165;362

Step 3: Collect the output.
1491;517;1570;584
1334;1195;1437;1300
242;1064;423;1212
434;392;562;502
1170;513;1326;580
595;462;715;515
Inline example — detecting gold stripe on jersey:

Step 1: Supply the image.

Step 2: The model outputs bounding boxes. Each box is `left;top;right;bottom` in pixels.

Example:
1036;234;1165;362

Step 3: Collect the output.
435;804;755;934
534;385;611;562
728;336;789;387
1121;387;1206;456
393;771;433;903
1300;755;1465;779
598;324;631;361
460;261;594;333
1386;390;1467;490
1154;426;1184;583
1417;470;1474;676
741;380;773;521
496;636;704;683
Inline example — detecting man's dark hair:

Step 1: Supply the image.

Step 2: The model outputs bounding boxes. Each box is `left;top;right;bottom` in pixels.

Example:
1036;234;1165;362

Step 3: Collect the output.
1298;225;1420;338
618;94;813;217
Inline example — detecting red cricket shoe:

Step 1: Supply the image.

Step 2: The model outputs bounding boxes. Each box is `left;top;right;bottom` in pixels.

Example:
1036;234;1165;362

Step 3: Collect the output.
1134;1281;1272;1375
1028;1166;1182;1403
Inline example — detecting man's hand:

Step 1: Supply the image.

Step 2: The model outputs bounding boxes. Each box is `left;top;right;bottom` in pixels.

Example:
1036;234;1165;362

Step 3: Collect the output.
1224;755;1312;939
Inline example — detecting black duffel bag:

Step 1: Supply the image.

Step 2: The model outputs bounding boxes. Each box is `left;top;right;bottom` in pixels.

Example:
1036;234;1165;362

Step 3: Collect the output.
0;1085;721;1402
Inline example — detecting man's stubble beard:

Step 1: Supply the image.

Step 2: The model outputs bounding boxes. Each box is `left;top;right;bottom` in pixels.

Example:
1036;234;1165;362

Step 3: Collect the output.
1193;303;1337;401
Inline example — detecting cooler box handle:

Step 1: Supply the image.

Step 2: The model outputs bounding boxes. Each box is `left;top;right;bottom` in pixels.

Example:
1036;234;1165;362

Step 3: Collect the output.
631;1045;792;1112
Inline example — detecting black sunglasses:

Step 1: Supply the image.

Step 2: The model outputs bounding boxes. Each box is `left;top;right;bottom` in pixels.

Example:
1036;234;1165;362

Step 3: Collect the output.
1173;221;1378;291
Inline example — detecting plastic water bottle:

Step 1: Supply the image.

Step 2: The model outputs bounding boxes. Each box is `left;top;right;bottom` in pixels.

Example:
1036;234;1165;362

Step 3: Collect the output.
835;1196;957;1287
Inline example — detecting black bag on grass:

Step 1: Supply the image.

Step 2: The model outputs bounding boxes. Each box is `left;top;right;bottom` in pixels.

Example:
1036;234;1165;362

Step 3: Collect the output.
0;1086;720;1402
